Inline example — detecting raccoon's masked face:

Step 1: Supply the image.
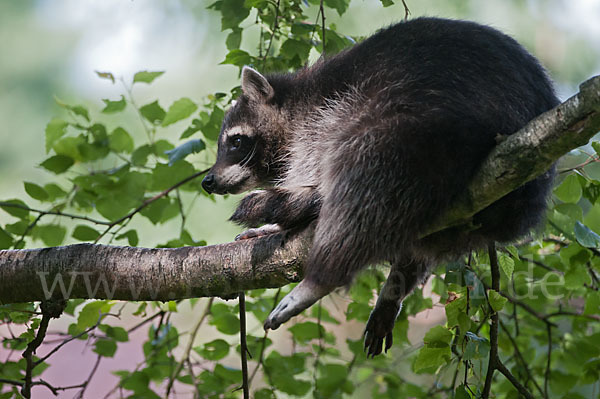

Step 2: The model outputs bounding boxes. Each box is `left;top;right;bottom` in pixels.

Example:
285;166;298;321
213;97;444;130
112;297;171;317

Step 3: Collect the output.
202;67;278;195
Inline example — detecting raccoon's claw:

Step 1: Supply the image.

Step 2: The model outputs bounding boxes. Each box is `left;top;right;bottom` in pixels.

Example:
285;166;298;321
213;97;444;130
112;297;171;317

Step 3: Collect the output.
363;301;399;358
235;224;282;241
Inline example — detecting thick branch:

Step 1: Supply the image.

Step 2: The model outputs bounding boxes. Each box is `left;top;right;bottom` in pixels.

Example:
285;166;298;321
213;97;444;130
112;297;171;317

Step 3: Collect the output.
0;231;311;303
0;75;599;304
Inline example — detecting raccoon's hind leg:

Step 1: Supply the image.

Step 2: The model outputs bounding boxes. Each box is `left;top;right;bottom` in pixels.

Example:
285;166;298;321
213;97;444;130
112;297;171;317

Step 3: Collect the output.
230;187;321;230
363;258;431;357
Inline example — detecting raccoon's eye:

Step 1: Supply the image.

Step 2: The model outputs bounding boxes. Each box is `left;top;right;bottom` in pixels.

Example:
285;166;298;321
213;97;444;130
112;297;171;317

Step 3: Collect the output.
231;136;242;150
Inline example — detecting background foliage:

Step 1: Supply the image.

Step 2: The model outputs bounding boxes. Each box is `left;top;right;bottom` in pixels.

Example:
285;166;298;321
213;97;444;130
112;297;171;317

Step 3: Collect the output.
0;0;599;398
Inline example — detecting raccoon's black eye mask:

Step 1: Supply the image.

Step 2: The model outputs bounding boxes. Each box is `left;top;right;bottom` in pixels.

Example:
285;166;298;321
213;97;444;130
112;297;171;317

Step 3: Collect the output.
227;135;255;164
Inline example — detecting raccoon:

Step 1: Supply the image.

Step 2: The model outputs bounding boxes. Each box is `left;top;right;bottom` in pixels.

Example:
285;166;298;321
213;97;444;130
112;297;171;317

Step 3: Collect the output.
202;17;558;357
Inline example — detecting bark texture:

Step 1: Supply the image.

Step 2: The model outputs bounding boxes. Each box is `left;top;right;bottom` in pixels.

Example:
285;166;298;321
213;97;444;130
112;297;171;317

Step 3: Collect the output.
0;75;599;304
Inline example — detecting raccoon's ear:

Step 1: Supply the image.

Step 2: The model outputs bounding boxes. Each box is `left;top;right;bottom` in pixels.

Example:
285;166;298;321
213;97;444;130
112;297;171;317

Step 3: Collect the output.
241;66;274;103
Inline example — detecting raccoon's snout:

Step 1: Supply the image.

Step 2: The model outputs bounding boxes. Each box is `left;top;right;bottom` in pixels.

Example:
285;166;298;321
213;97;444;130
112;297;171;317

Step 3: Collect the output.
202;173;216;194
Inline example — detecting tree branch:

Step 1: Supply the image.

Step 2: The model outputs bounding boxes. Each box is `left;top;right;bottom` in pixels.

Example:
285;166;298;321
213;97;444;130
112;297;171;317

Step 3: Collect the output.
0;75;599;304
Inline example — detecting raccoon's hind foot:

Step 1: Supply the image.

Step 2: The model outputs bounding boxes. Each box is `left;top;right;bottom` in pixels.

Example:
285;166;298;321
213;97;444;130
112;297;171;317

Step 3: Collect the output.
264;279;334;330
363;301;400;357
235;224;282;241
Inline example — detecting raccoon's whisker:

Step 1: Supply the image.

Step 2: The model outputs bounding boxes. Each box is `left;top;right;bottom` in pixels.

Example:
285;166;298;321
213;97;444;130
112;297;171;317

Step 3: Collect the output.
240;143;257;167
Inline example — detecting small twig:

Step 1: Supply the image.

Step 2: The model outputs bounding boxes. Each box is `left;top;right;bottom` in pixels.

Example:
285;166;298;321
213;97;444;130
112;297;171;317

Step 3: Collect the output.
499;319;545;398
128;311;165;333
495;361;535;399
249;289;281;384
75;354;102;399
0;202;113;227
319;0;326;56
262;0;281;65
482;245;535;399
120;77;154;143
544;310;600;322
401;0;411;20
21;301;65;398
544;324;552;398
165;298;213;396
482;243;499;398
34;312;106;367
239;292;250;399
94;168;208;243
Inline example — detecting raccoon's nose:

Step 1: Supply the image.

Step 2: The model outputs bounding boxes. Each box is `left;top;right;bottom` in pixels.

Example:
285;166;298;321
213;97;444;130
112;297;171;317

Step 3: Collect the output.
202;173;216;193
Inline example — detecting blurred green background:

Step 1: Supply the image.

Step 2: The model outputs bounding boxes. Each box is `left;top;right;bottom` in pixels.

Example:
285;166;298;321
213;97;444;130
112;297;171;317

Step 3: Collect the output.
1;0;599;246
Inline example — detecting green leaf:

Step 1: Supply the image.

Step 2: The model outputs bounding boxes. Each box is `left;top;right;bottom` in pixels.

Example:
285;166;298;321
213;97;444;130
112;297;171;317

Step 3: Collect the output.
72;225;100;241
101;325;129;342
116;229;139;246
40;155;74;174
564;266;592;289
24;182;49;201
445;295;467;327
324;0;350;16
505;245;519;260
194;339;230;360
140;197;175;225
95;70;115;84
574;221;600;248
140;100;166;124
414;346;451;373
54;97;90;121
289;321;325;344
423;325;452;346
109;127;134;153
0;227;14;249
498;253;514;278
78;301;111;329
280;39;312;62
201;107;224;141
165;139;205;165
0;199;29;219
45;118;69;153
94;338;117;357
101;95;127;113
455;384;471;399
583;180;600;204
96;196;132;221
133;71;165;84
52;136;85;161
162;98;197;126
584;291;600;315
555;174;582;203
131;145;153;166
180;119;203;139
35;224;66;246
592;141;600;156
44;183;68;201
210;303;240;335
219;0;250;30
226;28;242;50
151;161;196;191
220;49;252;67
487;290;507;312
379;0;394;6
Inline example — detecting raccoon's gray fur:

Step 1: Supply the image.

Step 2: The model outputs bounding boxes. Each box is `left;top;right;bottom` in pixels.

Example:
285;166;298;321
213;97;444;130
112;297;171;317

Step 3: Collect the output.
202;17;558;357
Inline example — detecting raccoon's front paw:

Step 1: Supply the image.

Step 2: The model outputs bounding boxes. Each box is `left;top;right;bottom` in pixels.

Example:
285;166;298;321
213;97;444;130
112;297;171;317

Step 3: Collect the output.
235;224;282;240
363;301;399;358
230;190;269;227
